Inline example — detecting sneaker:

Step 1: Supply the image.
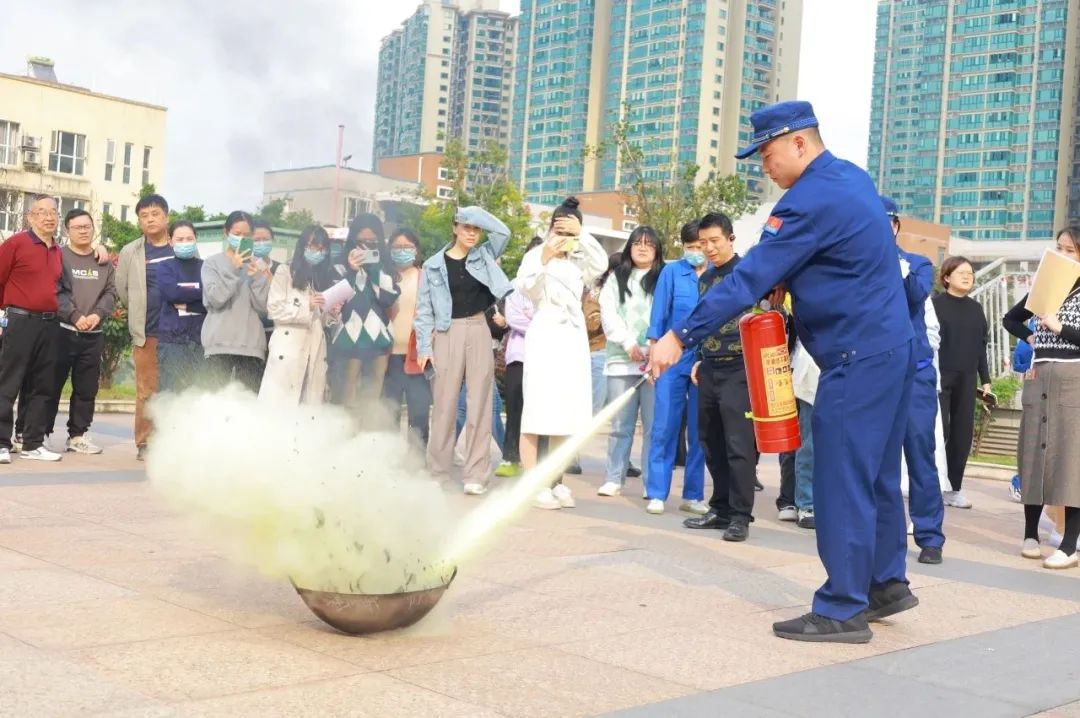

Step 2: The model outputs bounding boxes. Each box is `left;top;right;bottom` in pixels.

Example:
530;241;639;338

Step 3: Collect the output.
137;445;148;462
797;508;816;530
865;580;919;622
723;519;750;542
778;505;798;522
463;483;488;496
1021;538;1043;559
1043;550;1078;570
679;500;709;515
597;482;622;497
20;446;62;462
907;521;914;536
642;488;648;499
66;435;103;455
943;490;972;509
646;499;664;514
0;448;10;464
773;611;872;644
1009;475;1022;503
565;460;583;475
754;478;764;492
552;483;575;508
918;546;943;565
534;488;561;510
494;461;521;478
626;462;642;478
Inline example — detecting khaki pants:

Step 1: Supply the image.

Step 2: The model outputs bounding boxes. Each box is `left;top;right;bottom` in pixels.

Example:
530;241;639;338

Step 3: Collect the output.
133;338;159;447
427;316;493;486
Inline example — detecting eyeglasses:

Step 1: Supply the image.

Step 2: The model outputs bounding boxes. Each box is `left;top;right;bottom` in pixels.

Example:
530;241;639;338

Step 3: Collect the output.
33;210;59;218
631;240;656;248
67;224;94;232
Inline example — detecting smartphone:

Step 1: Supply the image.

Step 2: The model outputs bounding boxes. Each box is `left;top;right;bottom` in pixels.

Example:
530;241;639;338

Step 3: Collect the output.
561;236;579;254
237;236;254;259
361;248;381;265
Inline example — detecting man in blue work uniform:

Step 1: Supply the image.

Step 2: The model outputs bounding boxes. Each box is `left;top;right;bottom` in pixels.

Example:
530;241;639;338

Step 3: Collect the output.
882;195;946;566
644;221;708;514
650;100;917;644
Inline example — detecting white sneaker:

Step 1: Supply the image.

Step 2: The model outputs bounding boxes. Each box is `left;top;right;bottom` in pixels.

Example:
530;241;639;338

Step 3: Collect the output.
66;435;103;455
1021;538;1043;559
646;499;664;514
680;500;709;515
907;521;914;536
534;488;561;510
943;490;972;509
0;448;10;464
463;483;487;496
597;482;621;497
778;506;797;522
552;483;575;508
1043;550;1078;570
20;446;62;462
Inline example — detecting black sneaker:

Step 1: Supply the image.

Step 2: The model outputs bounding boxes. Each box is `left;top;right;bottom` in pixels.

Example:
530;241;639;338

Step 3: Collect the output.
565;459;583;475
722;519;750;542
626;463;642;478
866;579;919;622
754;478;764;492
773;611;873;643
136;445;147;462
797;508;816;530
918;546;943;565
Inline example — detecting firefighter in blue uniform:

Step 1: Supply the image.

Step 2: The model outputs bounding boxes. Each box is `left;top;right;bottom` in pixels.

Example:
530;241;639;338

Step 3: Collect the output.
882;195;947;565
650;100;917;644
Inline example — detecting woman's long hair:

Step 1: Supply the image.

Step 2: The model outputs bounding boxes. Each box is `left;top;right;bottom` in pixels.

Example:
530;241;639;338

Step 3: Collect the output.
611;226;664;304
345;212;393;276
290;225;336;292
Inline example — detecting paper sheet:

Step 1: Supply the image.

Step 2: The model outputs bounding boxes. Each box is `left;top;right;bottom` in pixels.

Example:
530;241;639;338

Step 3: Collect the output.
321;278;356;309
1025;248;1080;317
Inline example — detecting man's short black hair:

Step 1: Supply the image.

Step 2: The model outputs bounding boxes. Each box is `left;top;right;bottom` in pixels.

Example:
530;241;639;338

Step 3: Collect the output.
135;194;169;215
64;209;93;228
679;220;700;244
698;212;734;237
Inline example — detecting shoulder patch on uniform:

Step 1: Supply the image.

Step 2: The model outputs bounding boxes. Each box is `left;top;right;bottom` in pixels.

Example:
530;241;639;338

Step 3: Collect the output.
763;216;783;235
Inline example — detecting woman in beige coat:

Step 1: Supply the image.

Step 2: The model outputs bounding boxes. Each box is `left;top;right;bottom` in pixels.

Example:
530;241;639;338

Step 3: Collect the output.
259;226;340;406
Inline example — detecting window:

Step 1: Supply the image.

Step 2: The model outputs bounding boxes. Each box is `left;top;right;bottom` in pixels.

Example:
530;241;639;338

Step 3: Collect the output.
436;185;454;200
437;167;450;180
55;196;87;219
0;189;21;233
122;143;133;184
102;202;112;216
120;205;129;222
104;140;115;181
142;146;152;185
0;121;18;165
48;131;86;175
344;196;369;223
622;220;639;231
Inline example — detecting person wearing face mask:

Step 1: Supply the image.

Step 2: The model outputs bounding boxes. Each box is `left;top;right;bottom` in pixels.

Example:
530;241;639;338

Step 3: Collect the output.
643;220;708;513
259;225;338;406
381;228;432;451
200;210;272;392
251;221;282;345
156;221;206;393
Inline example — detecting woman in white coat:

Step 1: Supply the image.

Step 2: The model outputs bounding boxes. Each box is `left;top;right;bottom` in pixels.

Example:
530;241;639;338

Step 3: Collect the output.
259;225;339;406
515;197;609;510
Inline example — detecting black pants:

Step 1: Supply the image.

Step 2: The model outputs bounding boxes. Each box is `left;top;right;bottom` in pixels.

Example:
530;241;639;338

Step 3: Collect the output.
502;361;524;463
18;329;102;439
697;363;757;521
381;354;432;448
203;354;264;393
939;369;977;491
777;449;797;509
0;313;61;451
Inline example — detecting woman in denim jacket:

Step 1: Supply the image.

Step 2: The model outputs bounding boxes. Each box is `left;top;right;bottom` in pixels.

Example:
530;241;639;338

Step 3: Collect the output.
415;206;512;495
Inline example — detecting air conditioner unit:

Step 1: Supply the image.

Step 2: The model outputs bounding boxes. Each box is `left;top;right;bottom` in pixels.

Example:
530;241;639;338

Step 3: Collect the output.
22;149;41;168
21;136;41;150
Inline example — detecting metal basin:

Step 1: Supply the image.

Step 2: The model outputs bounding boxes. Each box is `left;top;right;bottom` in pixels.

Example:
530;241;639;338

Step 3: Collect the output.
293;569;457;635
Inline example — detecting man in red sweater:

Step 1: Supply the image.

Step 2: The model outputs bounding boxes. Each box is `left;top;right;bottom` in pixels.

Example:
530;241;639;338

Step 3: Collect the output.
0;195;64;463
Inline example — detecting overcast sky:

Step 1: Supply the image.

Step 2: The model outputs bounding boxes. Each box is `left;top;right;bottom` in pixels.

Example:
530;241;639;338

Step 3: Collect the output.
0;0;877;213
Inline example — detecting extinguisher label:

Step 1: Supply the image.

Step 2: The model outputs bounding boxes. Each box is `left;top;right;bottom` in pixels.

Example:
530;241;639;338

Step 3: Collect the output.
760;345;797;417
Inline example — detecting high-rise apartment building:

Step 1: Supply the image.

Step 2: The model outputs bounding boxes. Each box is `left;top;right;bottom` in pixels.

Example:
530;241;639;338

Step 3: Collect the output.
509;0;803;207
868;0;1080;241
373;0;516;165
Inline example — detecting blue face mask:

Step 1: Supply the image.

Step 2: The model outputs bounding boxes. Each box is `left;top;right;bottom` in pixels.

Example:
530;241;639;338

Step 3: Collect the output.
391;248;417;266
252;240;273;258
684;250;706;267
173;242;197;260
304;249;327;266
227;233;243;250
330;244;345;263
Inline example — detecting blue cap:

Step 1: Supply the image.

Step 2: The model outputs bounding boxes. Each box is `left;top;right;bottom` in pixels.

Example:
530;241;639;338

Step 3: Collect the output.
880;195;900;218
453;205;511;242
735;100;820;159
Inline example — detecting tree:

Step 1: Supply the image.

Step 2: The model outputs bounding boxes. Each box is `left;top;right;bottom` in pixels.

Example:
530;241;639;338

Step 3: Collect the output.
414;138;533;278
100;213;141;253
585;105;758;257
256;198;316;231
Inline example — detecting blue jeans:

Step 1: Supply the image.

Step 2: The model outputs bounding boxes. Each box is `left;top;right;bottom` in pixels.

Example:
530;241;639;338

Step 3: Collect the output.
456;382;504;449
794;399;815;511
590;350;607;414
606;375;654;485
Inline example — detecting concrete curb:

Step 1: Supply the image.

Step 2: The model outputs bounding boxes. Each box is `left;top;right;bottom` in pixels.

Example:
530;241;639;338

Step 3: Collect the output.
94;400;135;414
966;461;1015;482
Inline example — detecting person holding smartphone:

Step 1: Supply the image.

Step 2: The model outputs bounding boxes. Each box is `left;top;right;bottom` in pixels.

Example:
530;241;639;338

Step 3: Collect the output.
200;210;272;392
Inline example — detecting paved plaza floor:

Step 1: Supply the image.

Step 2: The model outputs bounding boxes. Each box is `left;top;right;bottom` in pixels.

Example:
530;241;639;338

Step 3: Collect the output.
1;413;1078;717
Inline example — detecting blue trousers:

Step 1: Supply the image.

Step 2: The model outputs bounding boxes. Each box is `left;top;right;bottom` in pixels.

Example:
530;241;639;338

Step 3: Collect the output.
904;364;946;549
812;341;914;621
646;352;705;501
794;399;815;511
456;383;505;449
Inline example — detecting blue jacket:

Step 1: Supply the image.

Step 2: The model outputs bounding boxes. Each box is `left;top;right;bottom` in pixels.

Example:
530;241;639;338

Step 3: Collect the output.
157;256;206;345
1013;318;1036;372
673;151;913;369
414;235;513;357
899;249;934;366
647;258;701;341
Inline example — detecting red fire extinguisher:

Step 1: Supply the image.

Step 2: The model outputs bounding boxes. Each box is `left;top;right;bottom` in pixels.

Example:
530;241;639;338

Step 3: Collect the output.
739;309;802;453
